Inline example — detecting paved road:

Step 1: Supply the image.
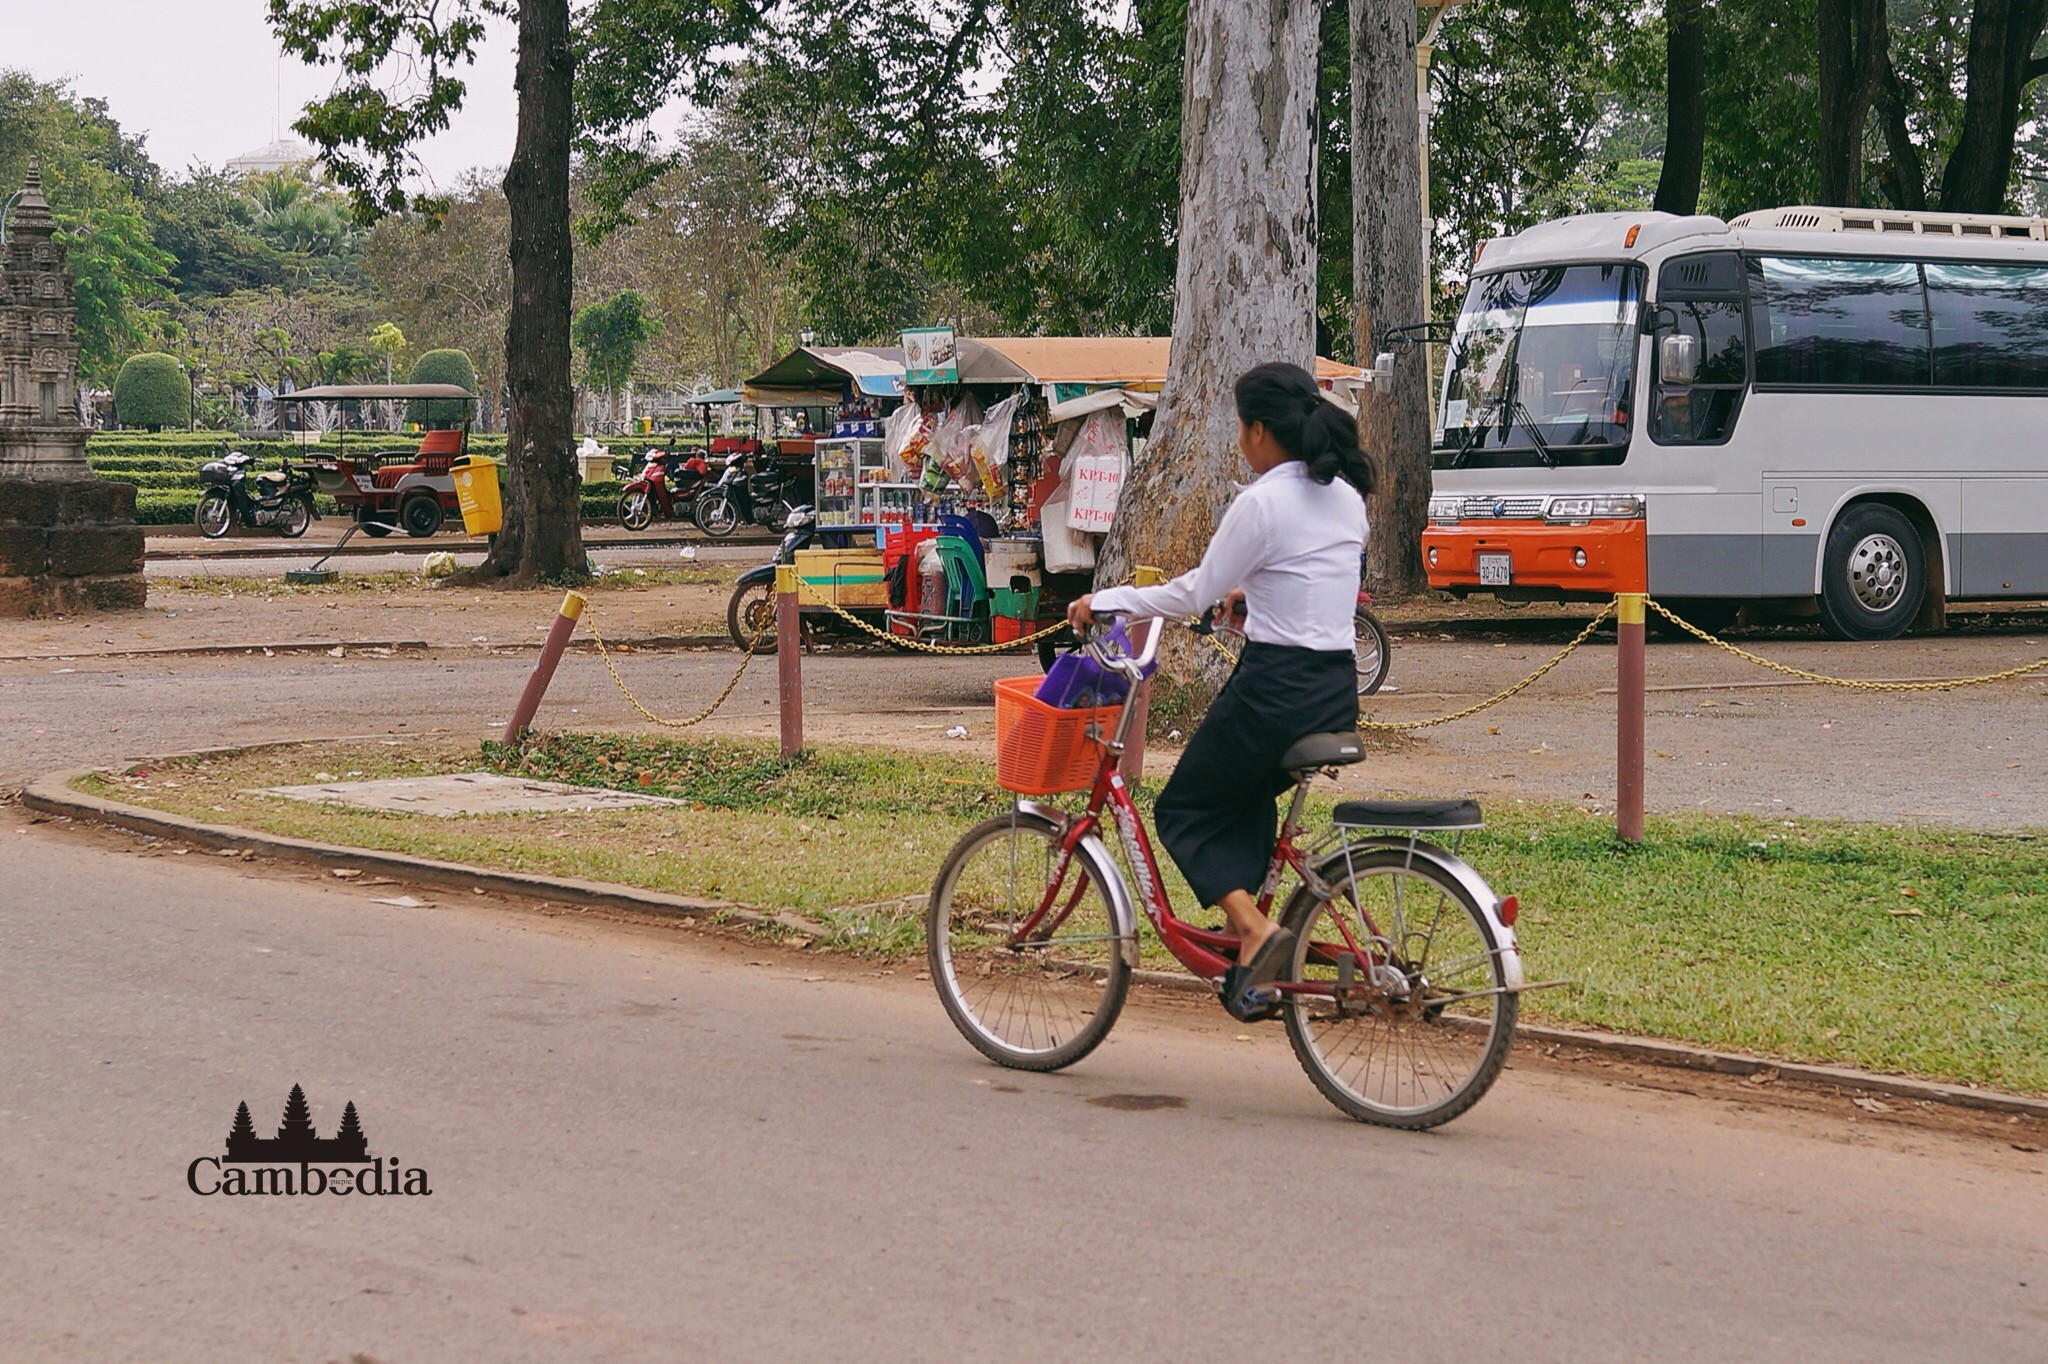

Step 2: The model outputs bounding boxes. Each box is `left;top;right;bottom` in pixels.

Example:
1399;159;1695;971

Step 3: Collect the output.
143;539;763;580
4;823;2043;1361
5;625;2045;827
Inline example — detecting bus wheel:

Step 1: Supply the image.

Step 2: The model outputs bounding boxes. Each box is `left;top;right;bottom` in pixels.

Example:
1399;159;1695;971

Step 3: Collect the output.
1819;503;1923;641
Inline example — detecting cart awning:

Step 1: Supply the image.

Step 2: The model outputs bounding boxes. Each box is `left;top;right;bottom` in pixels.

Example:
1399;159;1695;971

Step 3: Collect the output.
744;345;907;406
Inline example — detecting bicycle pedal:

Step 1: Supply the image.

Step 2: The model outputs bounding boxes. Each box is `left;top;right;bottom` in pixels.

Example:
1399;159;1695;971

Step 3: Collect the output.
1220;982;1284;1024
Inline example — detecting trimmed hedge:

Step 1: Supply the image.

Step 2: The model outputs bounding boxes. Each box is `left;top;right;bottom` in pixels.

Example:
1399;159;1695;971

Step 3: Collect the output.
407;349;477;425
113;353;190;431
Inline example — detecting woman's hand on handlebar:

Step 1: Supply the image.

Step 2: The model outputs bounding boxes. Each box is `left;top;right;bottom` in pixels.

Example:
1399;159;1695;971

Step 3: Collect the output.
1066;593;1096;631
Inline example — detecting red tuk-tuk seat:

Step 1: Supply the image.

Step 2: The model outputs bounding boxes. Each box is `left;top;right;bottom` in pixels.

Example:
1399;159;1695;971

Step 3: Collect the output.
371;463;420;490
418;430;464;455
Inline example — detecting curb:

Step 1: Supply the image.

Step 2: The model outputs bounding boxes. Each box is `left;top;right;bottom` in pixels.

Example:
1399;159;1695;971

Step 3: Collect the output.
21;763;826;941
1113;974;2048;1122
1;640;431;663
1;634;733;663
22;757;2048;1125
144;531;775;561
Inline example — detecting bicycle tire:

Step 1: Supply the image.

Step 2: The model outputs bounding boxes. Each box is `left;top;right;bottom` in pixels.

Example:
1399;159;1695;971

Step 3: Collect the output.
928;809;1131;1072
1355;607;1391;696
1279;846;1516;1129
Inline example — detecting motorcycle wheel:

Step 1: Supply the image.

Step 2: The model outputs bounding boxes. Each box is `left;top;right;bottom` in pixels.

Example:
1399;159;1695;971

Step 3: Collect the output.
1355;606;1392;696
278;495;312;539
696;495;739;538
618;488;655;531
196;492;233;539
727;579;779;654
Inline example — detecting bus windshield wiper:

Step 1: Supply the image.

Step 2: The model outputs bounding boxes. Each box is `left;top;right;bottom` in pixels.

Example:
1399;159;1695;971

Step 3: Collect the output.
1507;394;1557;468
1501;359;1557;468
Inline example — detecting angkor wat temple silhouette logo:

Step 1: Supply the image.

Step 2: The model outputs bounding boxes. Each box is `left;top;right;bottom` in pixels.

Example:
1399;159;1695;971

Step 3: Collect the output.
225;1084;372;1164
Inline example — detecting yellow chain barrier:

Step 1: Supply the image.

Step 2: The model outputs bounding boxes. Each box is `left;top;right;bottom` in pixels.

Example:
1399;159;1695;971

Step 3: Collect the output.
1645;597;2048;692
814;598;1072;655
582;611;769;728
1193;605;1615;731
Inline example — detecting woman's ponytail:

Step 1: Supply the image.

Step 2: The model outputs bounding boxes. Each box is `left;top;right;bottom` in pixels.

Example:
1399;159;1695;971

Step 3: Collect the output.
1233;361;1377;497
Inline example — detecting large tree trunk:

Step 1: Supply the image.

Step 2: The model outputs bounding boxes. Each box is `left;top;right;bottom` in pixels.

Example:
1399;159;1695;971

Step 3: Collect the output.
473;0;583;586
1816;0;1891;207
1876;57;1929;210
1352;0;1430;595
1096;0;1322;686
1654;0;1706;216
1938;0;2048;212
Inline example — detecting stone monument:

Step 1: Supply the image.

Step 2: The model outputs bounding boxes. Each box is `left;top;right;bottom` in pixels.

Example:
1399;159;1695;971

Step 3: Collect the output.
0;162;145;616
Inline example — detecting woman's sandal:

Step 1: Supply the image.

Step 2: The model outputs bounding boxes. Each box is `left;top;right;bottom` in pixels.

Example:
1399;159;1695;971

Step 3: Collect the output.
1220;927;1295;1023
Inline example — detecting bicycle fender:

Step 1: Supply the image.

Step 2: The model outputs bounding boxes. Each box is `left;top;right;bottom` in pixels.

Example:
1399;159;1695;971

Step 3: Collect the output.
1325;838;1524;988
1015;800;1141;968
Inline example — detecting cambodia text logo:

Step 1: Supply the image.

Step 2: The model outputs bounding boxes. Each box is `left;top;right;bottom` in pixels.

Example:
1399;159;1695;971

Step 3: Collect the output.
187;1084;431;1197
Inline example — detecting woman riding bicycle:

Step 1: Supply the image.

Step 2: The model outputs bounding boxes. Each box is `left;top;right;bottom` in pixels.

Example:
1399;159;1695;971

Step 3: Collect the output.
1067;361;1375;1021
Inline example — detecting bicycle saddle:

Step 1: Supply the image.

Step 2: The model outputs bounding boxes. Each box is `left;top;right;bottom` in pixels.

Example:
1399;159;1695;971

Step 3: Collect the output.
1332;798;1483;830
1280;731;1365;771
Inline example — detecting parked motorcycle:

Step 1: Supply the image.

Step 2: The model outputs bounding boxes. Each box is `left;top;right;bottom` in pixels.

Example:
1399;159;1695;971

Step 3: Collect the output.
616;445;712;531
726;507;819;651
196;451;318;539
695;457;799;538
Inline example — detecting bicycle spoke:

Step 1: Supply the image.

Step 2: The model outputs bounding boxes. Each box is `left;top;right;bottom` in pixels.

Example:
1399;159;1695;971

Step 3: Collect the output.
930;815;1129;1070
1284;854;1517;1127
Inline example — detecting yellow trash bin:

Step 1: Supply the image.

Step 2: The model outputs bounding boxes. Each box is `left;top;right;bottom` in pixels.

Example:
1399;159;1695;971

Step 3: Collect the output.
450;455;504;536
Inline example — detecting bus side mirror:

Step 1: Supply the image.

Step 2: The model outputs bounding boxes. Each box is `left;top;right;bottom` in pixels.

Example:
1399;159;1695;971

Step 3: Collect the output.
1372;352;1396;383
1659;333;1699;385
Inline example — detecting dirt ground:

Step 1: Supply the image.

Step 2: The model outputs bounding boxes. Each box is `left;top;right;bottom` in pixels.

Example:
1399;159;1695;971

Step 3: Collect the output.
3;561;2046;828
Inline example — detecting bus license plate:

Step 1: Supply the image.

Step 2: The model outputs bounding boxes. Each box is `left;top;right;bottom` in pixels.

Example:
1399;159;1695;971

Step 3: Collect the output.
1478;553;1512;586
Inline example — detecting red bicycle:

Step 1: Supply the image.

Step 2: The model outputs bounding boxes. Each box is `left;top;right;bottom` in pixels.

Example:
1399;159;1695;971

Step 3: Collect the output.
928;619;1531;1128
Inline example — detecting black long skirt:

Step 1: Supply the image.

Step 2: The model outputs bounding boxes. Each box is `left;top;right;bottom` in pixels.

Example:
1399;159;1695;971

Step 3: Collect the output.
1153;642;1360;909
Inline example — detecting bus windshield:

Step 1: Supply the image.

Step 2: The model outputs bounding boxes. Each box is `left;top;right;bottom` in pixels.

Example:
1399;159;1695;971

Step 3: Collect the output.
1437;263;1643;467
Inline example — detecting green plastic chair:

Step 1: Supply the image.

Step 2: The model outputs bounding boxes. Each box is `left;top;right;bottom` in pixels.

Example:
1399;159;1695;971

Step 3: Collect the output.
936;536;988;630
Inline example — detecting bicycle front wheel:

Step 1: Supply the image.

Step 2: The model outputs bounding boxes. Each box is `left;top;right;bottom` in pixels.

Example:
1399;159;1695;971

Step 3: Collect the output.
1280;847;1516;1129
928;810;1132;1072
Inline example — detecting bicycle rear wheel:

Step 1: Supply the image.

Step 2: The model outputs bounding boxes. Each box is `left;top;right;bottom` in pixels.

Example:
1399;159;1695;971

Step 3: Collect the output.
928;810;1131;1072
1280;847;1516;1129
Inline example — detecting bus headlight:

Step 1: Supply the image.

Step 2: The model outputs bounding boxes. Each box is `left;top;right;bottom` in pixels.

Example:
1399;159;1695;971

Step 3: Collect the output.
1429;495;1463;524
1545;495;1643;523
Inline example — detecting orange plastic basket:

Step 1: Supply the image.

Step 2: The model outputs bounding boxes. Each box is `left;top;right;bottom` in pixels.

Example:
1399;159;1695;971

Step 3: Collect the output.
992;676;1120;796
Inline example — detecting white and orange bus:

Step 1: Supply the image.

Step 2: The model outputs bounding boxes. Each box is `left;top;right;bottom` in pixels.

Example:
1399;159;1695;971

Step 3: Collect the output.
1422;205;2048;638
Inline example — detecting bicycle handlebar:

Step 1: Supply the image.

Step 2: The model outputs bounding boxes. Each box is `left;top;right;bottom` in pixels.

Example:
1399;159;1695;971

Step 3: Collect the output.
1082;611;1163;679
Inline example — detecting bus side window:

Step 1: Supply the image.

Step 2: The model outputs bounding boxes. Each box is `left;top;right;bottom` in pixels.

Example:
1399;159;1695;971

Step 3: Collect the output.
1652;298;1746;444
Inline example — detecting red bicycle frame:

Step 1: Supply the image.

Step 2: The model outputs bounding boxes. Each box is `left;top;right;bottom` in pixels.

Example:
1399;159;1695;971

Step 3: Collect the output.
1005;639;1389;999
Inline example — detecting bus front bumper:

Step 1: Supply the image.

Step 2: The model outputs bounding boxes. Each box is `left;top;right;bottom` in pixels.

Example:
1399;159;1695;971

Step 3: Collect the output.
1423;519;1647;596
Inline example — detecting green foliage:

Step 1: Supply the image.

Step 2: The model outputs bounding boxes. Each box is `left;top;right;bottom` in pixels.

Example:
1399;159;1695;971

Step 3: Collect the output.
367;320;408;379
571;288;660;399
267;0;494;218
0;69;173;374
407;347;476;424
112;352;190;430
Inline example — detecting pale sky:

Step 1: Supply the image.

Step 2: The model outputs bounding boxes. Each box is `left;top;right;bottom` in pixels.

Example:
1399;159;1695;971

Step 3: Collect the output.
7;0;529;186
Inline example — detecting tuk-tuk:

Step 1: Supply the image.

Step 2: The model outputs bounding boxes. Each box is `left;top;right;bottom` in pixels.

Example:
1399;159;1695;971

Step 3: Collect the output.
278;383;478;538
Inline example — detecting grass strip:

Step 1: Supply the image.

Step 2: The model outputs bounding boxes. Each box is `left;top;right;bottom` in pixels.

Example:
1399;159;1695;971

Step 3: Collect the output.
80;733;2048;1095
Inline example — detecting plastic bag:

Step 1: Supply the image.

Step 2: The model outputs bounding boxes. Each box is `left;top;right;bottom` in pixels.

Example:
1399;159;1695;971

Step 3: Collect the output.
884;401;927;480
934;398;981;486
1039;493;1097;572
967;393;1020;500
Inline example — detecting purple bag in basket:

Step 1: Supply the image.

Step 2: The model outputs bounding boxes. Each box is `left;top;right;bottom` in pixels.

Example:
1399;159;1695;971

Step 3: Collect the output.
1034;622;1155;709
